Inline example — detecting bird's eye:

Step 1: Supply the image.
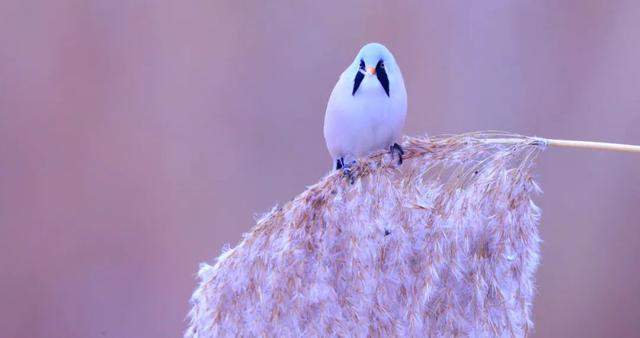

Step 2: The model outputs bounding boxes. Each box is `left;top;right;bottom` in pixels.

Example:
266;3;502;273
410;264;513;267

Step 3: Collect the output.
359;60;365;70
379;61;385;69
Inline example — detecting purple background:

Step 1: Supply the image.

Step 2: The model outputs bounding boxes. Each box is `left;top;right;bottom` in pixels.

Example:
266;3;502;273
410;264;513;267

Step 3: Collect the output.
1;1;639;337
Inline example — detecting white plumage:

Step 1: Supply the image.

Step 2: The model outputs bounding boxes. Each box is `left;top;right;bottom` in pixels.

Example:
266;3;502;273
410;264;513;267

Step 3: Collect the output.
324;43;407;169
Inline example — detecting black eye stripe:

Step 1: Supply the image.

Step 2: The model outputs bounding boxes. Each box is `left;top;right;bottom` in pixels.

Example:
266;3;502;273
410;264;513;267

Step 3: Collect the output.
352;70;364;96
353;59;389;97
376;62;390;97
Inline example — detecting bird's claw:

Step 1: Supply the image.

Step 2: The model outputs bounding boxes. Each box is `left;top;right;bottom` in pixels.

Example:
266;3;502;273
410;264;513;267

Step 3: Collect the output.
337;157;356;184
390;143;404;165
343;167;355;185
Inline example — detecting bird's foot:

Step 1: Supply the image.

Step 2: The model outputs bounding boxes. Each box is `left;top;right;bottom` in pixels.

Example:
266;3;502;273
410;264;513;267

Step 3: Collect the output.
336;157;356;184
390;143;405;165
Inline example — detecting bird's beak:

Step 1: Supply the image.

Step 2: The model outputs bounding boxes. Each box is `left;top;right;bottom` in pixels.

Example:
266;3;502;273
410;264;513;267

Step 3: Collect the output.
366;66;376;75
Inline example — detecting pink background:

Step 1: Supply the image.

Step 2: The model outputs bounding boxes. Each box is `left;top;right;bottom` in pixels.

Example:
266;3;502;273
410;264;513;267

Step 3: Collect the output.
1;1;639;337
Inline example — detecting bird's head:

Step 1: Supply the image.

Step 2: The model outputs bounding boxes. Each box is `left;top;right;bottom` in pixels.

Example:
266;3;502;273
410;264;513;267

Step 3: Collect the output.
350;43;402;97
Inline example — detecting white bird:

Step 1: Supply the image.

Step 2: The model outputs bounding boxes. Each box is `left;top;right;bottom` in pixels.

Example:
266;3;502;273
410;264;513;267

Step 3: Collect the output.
324;43;407;171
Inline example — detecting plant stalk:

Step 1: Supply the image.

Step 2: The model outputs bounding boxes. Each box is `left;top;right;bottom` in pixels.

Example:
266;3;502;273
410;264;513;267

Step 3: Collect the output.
544;138;640;153
482;137;640;154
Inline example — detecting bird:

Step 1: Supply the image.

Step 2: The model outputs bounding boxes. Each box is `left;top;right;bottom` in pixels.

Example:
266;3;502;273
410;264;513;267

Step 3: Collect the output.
323;43;407;173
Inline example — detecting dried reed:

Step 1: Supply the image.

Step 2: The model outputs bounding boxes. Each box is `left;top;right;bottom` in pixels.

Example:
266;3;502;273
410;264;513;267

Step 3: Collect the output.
185;132;634;337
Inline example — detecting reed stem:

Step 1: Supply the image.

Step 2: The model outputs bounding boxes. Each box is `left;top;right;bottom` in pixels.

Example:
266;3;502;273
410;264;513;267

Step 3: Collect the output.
482;137;640;154
544;138;640;153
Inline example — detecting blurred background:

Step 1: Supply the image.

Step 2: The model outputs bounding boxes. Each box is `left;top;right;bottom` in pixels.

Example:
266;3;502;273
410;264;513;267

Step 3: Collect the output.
1;1;639;337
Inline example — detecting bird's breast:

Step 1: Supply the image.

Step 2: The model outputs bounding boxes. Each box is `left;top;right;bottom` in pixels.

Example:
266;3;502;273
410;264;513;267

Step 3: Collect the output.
356;76;389;97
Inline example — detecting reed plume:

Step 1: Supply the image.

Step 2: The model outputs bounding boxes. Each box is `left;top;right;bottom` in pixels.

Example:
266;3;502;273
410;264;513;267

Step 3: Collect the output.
185;132;547;337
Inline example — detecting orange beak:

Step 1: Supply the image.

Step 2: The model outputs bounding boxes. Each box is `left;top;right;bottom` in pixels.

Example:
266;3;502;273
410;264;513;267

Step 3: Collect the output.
366;66;376;75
